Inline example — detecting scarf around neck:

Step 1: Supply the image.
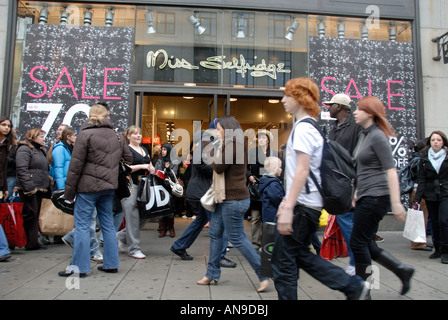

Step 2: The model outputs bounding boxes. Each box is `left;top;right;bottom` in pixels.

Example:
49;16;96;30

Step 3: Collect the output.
429;148;446;173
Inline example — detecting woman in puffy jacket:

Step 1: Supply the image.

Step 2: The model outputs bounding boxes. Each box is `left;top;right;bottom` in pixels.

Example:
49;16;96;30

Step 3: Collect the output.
51;126;76;190
58;104;132;277
16;128;50;250
414;131;448;264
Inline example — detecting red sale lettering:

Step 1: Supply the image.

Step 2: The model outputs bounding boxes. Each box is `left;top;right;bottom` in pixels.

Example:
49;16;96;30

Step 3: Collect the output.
28;66;48;98
103;68;123;100
344;78;362;99
48;67;78;99
82;68;100;99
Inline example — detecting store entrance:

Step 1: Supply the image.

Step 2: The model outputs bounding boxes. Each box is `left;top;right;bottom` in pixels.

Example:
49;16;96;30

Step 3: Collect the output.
135;91;291;159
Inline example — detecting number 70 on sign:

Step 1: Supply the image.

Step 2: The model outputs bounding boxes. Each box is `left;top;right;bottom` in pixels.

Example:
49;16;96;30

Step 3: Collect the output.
26;103;91;137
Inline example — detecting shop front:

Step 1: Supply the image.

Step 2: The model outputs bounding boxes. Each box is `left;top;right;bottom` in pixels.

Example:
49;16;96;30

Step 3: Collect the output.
8;1;417;165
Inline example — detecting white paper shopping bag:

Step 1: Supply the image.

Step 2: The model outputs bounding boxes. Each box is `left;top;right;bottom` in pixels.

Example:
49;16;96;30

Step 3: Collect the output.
403;208;426;243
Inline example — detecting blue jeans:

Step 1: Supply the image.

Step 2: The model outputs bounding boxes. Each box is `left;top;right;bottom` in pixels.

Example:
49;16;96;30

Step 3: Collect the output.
172;200;228;259
69;190;119;273
336;211;355;266
0;224;10;257
205;198;266;281
271;204;363;300
64;209;101;257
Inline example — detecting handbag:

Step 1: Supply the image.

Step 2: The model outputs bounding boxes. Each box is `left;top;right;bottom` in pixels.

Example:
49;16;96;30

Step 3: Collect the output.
137;174;174;219
51;189;74;215
0;201;26;248
403;206;427;243
165;171;183;198
320;214;349;261
200;186;216;212
247;177;262;202
260;222;276;278
116;159;133;200
39;198;74;236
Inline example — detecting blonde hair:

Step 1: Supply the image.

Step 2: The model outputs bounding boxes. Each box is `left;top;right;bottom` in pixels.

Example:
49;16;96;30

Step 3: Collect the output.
264;156;281;175
25;128;46;141
88;104;109;125
123;125;142;144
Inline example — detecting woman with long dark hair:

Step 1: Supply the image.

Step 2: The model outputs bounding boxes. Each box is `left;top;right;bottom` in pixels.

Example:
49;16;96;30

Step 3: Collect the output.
351;96;414;297
197;116;269;292
414;130;448;263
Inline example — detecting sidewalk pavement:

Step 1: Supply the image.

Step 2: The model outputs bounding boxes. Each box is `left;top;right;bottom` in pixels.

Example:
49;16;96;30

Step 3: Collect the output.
1;216;447;301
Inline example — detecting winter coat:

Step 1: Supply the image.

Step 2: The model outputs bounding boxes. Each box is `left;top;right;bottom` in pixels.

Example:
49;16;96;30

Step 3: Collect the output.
64;119;133;201
259;174;285;223
185;155;213;201
51;141;72;190
0;138;10;192
15;140;50;195
414;151;448;203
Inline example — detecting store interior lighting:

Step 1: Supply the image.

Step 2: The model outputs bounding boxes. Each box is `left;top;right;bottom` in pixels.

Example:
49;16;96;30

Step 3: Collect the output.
236;13;246;38
188;11;206;35
105;7;114;27
285;19;300;40
39;8;48;25
84;10;92;26
145;11;156;34
361;25;369;40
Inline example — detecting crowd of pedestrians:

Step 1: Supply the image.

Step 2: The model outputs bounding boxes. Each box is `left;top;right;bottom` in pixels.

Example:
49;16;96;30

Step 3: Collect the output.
1;78;446;299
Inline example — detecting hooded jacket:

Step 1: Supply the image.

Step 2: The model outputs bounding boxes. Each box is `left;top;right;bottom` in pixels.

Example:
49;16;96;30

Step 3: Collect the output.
64;119;132;201
259;174;285;223
15;139;50;195
51;141;72;190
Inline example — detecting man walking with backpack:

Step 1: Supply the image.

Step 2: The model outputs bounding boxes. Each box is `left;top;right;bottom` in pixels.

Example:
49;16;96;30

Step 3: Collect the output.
325;93;362;275
271;77;368;300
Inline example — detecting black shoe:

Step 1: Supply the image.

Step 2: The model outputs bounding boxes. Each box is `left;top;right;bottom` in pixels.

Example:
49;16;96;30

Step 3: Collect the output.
220;258;237;268
429;251;441;259
25;245;48;251
170;246;193;260
0;254;11;262
58;270;87;278
97;266;118;273
347;281;370;300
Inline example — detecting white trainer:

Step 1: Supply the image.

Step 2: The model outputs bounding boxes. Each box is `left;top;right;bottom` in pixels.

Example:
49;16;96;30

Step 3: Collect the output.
129;250;146;259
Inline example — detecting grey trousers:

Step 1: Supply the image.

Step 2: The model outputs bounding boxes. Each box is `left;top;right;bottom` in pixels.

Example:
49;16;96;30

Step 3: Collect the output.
117;184;147;255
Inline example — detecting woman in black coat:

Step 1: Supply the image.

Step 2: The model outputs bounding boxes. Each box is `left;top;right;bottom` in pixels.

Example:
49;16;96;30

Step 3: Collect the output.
15;128;50;250
414;131;448;264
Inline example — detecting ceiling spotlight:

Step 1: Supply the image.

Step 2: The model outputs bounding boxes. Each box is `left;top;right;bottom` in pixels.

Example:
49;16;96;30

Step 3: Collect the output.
317;21;326;38
60;9;69;25
389;26;397;42
145;11;156;34
361;25;369;40
39;8;48;25
285;20;300;41
84;10;92;26
337;22;345;39
236;13;246;38
105;8;114;27
188;11;206;35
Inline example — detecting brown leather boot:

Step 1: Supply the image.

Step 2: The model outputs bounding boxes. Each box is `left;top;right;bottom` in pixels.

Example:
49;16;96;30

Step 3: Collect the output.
158;218;166;238
168;217;175;237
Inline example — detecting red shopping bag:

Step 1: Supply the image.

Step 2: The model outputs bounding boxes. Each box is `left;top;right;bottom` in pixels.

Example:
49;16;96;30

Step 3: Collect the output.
320;214;348;261
0;202;26;248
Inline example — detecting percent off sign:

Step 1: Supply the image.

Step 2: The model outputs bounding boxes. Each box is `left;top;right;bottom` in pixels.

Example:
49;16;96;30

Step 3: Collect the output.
390;136;407;157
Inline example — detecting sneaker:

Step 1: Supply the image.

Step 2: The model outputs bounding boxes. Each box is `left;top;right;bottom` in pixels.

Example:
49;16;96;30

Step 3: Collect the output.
227;242;234;248
61;237;73;249
345;265;356;276
117;238;127;253
129;250;146;259
348;281;370;300
220;257;237;268
170;246;193;260
374;234;384;242
91;253;103;262
0;254;11;262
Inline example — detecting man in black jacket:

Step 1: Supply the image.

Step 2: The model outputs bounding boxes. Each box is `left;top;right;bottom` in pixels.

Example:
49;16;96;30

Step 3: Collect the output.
324;93;362;276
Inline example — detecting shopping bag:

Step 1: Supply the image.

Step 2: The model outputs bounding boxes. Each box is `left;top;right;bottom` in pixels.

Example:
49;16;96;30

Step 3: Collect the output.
137;174;174;219
403;207;426;243
319;209;330;227
39;198;74;236
0;202;26;248
260;222;276;278
320;214;348;261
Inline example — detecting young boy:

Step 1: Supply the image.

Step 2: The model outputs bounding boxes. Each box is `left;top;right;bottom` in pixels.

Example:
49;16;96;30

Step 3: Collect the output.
259;156;285;223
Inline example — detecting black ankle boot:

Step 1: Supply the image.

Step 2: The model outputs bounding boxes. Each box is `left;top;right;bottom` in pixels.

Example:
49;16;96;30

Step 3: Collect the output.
374;251;414;295
441;245;448;264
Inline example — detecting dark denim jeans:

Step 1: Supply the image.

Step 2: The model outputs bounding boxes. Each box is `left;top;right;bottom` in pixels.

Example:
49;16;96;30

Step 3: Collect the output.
271;204;363;300
350;196;388;279
425;199;448;250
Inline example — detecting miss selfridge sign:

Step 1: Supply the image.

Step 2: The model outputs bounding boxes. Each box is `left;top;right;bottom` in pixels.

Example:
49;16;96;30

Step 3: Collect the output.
145;48;291;80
